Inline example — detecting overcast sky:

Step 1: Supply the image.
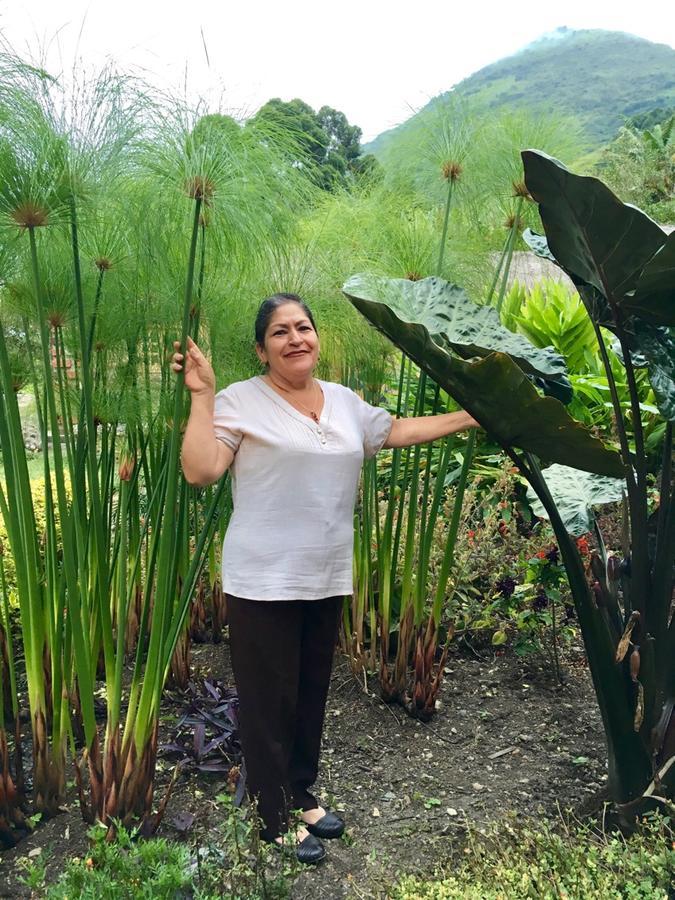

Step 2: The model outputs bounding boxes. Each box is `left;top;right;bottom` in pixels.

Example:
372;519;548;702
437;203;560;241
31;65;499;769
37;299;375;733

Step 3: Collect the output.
1;1;673;141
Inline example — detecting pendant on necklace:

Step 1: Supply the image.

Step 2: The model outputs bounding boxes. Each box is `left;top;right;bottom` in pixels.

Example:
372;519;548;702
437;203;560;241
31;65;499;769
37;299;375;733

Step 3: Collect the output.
311;411;319;423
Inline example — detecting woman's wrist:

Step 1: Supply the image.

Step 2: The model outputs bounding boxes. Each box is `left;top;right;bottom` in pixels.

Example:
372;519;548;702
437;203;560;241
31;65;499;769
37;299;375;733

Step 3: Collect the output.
189;388;215;407
457;410;477;429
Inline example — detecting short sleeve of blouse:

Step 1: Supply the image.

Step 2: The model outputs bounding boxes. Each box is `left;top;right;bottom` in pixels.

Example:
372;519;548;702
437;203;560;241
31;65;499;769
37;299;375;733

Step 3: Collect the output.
351;391;393;459
213;387;243;453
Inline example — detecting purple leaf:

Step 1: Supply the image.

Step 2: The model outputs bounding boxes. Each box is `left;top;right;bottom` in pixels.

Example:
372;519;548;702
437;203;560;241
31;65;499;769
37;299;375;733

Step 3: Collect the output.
204;680;220;700
159;742;186;755
193;723;205;762
199;710;231;729
203;736;232;755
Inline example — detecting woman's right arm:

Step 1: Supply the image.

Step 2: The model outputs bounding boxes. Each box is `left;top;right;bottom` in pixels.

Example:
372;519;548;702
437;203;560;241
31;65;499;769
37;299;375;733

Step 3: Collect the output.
173;337;234;487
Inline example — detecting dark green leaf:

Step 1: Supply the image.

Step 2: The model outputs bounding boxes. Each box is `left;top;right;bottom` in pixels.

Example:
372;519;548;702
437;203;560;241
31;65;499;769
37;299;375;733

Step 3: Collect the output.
633;324;675;421
342;276;625;477
612;325;675;420
532;374;574;405
343;273;568;383
629;231;675;326
610;337;649;369
522;150;667;316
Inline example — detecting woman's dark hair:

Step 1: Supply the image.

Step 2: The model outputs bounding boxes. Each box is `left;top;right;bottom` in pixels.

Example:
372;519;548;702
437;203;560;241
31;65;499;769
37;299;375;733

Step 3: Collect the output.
254;293;318;346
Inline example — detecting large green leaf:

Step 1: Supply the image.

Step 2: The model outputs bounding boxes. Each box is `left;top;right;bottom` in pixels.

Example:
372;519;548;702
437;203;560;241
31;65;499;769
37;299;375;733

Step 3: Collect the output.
611;324;675;421
629;231;675;327
522;150;667;315
343;273;568;383
342;275;625;477
522;227;556;262
633;324;675;422
526;464;625;535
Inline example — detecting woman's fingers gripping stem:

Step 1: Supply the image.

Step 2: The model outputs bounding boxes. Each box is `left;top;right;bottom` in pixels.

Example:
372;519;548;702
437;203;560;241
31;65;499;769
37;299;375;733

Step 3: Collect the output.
171;336;216;395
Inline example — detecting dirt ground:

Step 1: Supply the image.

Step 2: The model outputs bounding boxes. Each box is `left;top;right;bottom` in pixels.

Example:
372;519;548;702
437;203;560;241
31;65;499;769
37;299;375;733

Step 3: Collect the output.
0;638;607;898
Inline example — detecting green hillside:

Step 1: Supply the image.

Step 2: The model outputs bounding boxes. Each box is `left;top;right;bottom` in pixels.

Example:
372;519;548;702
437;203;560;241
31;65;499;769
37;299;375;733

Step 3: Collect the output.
367;28;675;156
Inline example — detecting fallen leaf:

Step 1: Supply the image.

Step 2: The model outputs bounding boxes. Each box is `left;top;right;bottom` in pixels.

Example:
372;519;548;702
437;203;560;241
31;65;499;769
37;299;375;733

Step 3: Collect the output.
488;746;516;759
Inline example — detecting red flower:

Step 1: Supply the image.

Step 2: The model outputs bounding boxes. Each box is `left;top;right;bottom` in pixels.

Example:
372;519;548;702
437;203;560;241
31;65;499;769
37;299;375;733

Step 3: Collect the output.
576;535;590;556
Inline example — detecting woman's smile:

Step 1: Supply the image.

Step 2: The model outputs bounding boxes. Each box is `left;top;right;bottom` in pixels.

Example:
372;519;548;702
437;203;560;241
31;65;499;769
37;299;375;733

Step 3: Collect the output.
256;302;320;383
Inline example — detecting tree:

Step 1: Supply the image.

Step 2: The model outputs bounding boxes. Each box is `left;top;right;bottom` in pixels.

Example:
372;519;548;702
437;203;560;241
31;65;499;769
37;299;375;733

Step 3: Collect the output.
627;107;675;132
317;105;361;163
600;113;675;221
251;98;328;172
251;98;379;191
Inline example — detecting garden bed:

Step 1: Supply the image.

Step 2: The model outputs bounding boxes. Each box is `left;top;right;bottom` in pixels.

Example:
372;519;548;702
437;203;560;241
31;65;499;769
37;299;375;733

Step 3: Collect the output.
0;638;607;898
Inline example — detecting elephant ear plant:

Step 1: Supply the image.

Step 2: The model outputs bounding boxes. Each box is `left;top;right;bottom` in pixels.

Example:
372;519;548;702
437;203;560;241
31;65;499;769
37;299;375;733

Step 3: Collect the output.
522;149;675;811
344;151;675;816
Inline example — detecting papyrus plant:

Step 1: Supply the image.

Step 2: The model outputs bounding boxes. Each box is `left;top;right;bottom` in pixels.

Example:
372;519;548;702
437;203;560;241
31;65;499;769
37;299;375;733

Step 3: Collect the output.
344;150;675;812
82;104;315;830
343;141;556;717
0;53;316;840
344;273;578;715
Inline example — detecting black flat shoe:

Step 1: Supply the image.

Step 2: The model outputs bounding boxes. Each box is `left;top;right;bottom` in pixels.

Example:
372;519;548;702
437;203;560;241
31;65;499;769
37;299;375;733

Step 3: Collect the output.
271;833;326;865
305;810;345;839
296;833;326;864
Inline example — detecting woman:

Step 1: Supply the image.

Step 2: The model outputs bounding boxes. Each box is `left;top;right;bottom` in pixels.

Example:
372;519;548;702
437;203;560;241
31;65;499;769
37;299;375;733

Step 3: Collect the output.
174;293;477;864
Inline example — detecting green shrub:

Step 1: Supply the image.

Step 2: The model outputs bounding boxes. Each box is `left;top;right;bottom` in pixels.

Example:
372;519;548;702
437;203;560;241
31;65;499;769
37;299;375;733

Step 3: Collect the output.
393;813;675;900
46;825;192;899
501;279;597;375
500;279;662;448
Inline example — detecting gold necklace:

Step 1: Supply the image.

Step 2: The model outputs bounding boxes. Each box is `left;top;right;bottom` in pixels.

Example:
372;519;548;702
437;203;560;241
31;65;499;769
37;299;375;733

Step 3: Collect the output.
267;376;323;423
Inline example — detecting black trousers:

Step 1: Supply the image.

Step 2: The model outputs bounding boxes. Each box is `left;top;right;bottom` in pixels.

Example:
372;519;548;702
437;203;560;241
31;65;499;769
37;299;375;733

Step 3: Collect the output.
227;594;343;840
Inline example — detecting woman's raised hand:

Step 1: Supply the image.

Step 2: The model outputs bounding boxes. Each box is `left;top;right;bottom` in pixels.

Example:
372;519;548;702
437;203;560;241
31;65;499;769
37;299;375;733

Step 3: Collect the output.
172;336;216;396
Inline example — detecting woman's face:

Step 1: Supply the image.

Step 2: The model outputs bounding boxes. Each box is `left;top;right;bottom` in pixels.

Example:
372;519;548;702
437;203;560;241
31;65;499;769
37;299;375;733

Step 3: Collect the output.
256;302;319;381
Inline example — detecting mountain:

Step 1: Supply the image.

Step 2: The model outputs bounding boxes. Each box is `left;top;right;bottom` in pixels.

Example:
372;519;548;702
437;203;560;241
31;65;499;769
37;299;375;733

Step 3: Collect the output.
366;28;675;156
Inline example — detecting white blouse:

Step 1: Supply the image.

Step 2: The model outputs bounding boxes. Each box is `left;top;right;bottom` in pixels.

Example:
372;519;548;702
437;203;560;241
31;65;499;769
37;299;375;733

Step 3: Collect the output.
213;376;393;601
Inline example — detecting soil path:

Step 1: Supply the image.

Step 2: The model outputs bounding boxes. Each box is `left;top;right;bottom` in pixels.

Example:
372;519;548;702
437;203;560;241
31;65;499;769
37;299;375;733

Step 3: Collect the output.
0;642;606;898
288;646;605;898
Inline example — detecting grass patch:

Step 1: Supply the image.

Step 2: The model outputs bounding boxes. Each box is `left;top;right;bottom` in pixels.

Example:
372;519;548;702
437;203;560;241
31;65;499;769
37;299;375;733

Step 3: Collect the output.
392;811;675;900
0;451;46;482
20;797;294;899
18;826;192;899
